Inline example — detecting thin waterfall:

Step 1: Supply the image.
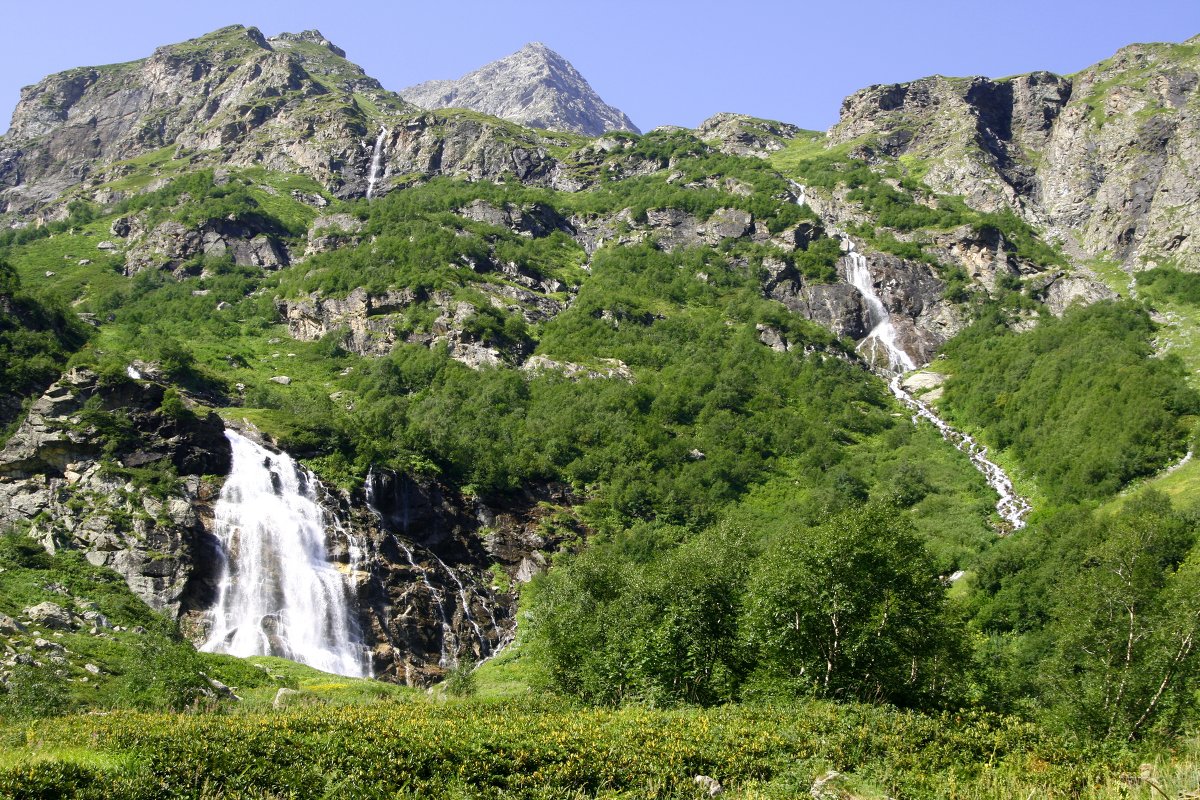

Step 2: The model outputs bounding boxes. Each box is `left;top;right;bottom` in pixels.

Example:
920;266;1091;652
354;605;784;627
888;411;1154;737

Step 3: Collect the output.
201;431;369;677
365;127;388;200
836;235;1031;529
430;552;491;659
789;180;809;209
841;236;917;375
887;377;1032;529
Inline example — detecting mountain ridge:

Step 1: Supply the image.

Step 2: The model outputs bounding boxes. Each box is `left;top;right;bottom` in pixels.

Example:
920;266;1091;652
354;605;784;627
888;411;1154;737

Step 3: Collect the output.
400;41;640;136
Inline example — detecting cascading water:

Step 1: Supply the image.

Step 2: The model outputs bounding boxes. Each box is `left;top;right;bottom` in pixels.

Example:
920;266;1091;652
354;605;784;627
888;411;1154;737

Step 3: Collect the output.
841;236;916;375
837;234;1031;529
201;431;369;677
887;377;1031;529
789;180;809;209
363;469;496;665
365;127;388;200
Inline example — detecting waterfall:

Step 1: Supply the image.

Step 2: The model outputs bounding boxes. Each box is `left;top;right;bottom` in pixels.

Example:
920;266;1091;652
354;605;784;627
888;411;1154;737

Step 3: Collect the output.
841;236;917;375
789;180;809;209
888;377;1032;529
837;235;1031;529
201;431;369;677
365;127;388;200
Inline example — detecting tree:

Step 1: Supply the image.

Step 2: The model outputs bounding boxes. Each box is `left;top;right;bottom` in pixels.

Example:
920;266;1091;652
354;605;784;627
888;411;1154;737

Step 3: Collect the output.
525;524;749;706
740;502;963;706
1043;492;1199;740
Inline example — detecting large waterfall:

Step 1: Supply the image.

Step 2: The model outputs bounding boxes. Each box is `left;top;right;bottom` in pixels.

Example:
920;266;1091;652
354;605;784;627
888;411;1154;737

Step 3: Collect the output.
837;235;1032;529
201;431;370;677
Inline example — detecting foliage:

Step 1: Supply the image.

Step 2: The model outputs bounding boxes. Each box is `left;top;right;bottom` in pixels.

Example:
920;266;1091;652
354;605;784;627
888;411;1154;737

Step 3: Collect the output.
968;492;1200;741
773;142;1065;268
1137;266;1200;306
0;697;1130;799
741;502;965;707
1042;493;1200;740
940;301;1199;503
0;532;264;716
527;503;965;709
0;260;91;434
443;661;478;698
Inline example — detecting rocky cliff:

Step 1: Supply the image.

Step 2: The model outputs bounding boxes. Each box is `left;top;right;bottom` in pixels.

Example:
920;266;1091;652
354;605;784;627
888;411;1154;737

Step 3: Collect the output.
0;27;571;210
829;35;1200;270
0;369;230;617
401;43;639;137
0;368;578;684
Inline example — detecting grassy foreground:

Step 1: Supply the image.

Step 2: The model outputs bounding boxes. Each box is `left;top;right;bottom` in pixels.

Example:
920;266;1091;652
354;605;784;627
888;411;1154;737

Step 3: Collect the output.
0;690;1189;799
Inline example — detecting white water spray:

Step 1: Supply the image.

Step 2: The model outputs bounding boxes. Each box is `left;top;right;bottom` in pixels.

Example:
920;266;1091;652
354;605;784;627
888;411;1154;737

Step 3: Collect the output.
841;236;917;375
789;180;809;209
836;235;1031;529
201;431;369;676
365;127;388;200
888;377;1032;529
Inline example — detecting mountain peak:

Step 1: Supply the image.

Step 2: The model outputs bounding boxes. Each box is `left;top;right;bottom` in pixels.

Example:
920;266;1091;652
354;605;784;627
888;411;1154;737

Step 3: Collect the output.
270;29;347;58
401;44;639;137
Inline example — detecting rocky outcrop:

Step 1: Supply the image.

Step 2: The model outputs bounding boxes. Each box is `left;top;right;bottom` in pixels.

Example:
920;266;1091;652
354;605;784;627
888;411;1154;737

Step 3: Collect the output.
0;26;571;211
696;112;804;158
1033;272;1117;315
401;42;639;137
0;369;231;616
764;243;962;367
568;206;765;255
358;113;558;198
303;213;363;257
522;355;633;381
0;26;400;209
0;366;577;686
829;36;1200;269
123;218;289;276
339;469;580;684
280;287;422;357
458;198;573;238
280;287;544;367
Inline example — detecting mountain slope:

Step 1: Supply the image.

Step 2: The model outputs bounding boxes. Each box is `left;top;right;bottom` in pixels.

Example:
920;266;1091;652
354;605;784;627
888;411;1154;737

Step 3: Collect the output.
0;27;1199;766
828;34;1200;270
400;42;640;136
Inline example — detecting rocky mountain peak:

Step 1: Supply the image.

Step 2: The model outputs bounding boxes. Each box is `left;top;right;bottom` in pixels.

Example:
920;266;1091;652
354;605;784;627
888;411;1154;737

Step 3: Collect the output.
400;43;639;137
269;29;347;58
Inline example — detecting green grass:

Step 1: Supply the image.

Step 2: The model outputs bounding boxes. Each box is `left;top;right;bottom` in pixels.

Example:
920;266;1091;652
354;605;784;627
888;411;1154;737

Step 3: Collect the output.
7;222;129;307
0;697;1156;799
468;645;536;700
766;132;844;178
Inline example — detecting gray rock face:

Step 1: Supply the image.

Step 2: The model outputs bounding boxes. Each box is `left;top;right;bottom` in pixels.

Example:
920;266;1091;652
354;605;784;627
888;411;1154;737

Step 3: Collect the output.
22;602;75;630
359;113;559;199
123;219;290;276
0;369;231;616
401;43;639;136
0;26;569;208
697;113;805;158
763;243;962;367
0;26;398;208
353;469;580;685
830;36;1200;269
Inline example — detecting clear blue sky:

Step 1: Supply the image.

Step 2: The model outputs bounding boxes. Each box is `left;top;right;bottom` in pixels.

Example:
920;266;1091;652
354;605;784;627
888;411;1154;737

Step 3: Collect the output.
3;0;1198;134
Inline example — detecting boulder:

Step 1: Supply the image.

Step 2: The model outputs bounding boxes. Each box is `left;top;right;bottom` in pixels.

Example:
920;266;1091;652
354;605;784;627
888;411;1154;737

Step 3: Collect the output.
23;602;75;630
